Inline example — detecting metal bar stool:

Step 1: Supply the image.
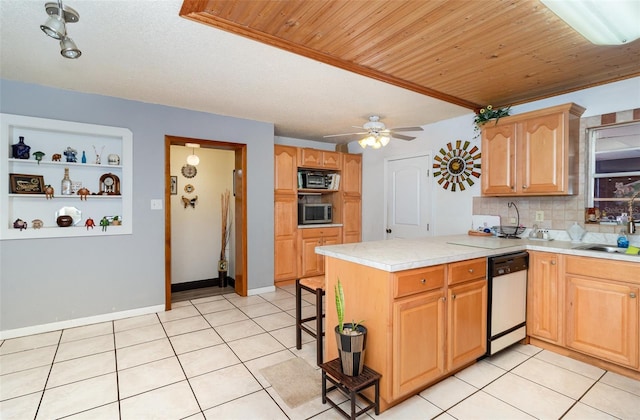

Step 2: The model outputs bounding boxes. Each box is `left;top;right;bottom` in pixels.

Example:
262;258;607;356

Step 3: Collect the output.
296;275;325;366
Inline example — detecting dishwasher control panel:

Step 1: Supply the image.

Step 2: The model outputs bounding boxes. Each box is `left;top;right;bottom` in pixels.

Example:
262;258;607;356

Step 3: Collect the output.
490;252;528;278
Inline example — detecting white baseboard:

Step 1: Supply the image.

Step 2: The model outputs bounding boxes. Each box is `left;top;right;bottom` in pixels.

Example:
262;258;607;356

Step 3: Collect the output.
247;285;276;296
0;304;165;340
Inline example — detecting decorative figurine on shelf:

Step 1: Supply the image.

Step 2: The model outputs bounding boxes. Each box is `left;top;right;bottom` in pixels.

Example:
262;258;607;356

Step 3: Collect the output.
111;216;121;226
93;145;104;164
99;216;109;231
77;187;90;200
52;153;62;162
11;136;31;159
181;195;198;209
33;151;45;164
13;219;27;230
108;154;120;165
44;185;54;199
81;151;87;164
63;147;78;163
85;218;95;230
32;219;44;229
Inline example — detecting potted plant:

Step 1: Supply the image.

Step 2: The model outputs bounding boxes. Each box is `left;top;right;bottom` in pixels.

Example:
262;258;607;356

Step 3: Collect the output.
335;279;367;376
473;104;511;138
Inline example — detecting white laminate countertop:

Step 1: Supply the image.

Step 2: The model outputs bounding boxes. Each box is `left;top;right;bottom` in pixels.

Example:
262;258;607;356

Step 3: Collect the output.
315;234;640;272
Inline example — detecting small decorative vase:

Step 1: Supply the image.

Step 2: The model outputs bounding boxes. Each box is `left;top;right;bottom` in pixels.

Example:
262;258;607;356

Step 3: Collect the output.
12;136;31;159
218;259;228;287
335;323;367;376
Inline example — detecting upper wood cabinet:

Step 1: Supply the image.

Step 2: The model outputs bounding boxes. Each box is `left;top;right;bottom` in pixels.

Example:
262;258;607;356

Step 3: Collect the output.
481;103;585;196
341;153;362;195
274;145;298;194
298;148;341;170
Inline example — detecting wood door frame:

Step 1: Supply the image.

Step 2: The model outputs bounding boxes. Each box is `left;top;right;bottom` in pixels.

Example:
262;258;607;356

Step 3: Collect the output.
164;136;248;310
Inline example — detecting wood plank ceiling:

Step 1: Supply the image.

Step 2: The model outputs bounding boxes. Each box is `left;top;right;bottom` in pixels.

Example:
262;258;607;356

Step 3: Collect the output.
180;0;640;112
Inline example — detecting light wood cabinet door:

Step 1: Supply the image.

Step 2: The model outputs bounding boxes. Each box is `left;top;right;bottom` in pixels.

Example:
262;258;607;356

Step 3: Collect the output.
342;153;362;195
566;275;638;369
519;112;565;194
447;279;488;371
393;289;446;399
342;196;361;244
274;145;297;193
298;227;341;278
481;122;516;195
528;252;562;344
274;196;297;281
299;148;341;170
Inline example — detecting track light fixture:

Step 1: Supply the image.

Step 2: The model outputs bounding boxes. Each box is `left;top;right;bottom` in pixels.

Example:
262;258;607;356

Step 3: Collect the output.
40;1;81;59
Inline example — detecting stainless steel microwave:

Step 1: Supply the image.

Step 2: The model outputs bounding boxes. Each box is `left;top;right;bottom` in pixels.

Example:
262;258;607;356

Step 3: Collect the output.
298;203;332;224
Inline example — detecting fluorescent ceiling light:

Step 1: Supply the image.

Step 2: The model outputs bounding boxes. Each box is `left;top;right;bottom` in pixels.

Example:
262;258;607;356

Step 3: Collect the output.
541;0;640;45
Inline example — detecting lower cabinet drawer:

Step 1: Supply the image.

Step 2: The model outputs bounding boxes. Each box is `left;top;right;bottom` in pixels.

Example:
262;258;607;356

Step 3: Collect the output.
448;258;486;285
393;265;445;298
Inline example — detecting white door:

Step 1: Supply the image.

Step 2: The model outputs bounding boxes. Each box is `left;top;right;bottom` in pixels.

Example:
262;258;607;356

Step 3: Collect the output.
385;155;432;239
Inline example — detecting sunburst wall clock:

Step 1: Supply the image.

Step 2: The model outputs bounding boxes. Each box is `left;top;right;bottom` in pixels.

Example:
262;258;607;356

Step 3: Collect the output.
433;140;481;191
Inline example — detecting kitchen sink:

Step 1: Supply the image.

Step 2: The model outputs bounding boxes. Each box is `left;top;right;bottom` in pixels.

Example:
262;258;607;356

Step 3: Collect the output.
573;244;631;254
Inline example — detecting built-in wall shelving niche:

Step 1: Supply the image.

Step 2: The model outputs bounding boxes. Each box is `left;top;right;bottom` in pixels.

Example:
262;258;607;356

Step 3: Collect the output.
1;113;133;240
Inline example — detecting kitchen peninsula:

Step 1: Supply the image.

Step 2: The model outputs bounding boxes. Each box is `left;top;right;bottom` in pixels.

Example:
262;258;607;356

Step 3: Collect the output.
316;235;640;412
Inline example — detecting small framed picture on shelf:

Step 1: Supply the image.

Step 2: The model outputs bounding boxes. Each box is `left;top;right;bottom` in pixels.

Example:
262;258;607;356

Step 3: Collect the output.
170;176;177;195
9;173;45;194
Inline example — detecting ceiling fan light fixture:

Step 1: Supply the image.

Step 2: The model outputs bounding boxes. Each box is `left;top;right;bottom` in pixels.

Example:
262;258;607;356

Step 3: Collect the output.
379;135;391;147
541;0;640;45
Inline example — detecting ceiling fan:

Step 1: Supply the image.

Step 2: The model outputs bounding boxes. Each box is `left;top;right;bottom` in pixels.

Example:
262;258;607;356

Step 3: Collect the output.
324;115;424;149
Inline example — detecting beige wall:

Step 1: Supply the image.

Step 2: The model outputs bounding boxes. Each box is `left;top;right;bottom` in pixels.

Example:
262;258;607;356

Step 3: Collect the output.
473;108;638;235
170;146;235;284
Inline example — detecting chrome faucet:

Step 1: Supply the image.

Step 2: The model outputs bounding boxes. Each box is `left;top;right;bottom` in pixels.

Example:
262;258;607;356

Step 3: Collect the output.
629;190;639;235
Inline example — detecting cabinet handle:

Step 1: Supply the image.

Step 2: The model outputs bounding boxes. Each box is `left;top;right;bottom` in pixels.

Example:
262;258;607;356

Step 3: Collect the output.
441;297;446;302
452;294;457;300
468;268;474;273
551;260;556;265
631;293;637;298
420;279;426;284
523;185;528;189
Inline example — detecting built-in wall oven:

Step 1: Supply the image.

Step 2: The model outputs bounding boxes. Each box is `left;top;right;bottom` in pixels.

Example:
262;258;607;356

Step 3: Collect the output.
486;251;529;356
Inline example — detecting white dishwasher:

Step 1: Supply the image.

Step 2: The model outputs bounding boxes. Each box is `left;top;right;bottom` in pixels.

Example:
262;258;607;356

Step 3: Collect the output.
486;251;529;356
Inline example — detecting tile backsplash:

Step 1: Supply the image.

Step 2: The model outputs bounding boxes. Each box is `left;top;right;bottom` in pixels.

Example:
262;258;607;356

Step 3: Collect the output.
473;107;639;240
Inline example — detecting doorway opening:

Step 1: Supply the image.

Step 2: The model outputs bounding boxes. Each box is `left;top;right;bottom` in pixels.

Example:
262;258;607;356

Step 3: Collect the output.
165;136;247;310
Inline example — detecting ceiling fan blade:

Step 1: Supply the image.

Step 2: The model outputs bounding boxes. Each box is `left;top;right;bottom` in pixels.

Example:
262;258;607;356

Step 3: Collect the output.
391;133;416;141
389;126;424;132
323;131;367;138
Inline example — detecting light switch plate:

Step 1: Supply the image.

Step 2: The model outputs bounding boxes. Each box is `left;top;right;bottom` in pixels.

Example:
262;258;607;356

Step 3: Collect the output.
150;199;163;210
535;211;544;222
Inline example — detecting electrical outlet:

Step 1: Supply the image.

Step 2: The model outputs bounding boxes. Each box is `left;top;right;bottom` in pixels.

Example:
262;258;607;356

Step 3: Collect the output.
150;199;163;210
509;217;517;224
535;211;544;222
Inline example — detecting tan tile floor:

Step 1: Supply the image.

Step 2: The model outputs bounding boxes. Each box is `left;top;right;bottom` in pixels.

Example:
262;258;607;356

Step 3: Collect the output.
1;284;639;419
